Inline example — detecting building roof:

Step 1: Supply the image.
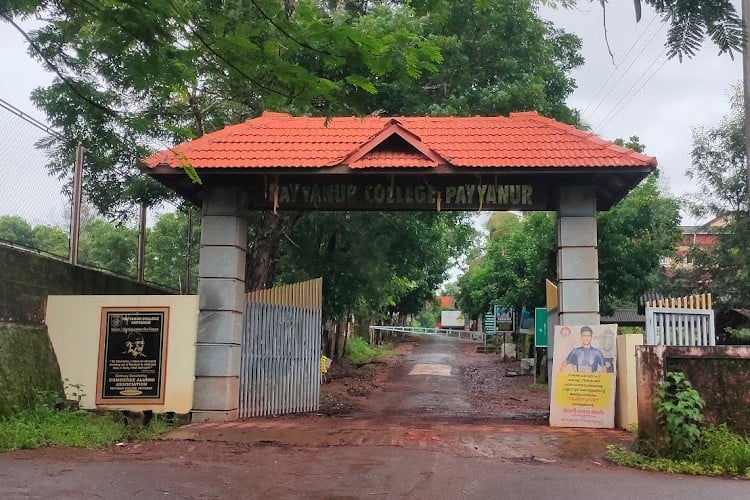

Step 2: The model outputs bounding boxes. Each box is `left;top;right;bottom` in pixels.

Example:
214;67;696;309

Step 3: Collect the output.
143;111;656;171
601;308;645;326
142;111;657;210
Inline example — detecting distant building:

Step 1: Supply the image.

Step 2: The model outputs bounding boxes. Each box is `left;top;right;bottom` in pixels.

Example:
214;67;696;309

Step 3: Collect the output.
437;295;455;309
662;215;725;270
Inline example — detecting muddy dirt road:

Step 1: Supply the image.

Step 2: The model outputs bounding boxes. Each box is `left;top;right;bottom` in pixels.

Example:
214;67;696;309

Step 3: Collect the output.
1;335;747;499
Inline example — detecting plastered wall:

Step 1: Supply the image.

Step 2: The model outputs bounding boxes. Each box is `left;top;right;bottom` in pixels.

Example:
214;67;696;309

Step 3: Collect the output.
46;295;198;413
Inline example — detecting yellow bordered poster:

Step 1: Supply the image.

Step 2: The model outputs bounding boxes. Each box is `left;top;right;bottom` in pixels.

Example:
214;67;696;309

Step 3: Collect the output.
550;324;617;428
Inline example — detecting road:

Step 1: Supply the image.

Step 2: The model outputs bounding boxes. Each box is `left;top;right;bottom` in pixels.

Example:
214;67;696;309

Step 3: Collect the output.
1;335;747;499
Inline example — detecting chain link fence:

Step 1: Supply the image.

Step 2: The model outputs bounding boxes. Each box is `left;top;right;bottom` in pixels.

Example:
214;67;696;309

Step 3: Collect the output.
0;99;199;293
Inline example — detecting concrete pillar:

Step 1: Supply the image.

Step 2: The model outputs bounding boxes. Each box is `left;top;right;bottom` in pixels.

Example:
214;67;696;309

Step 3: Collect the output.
556;185;600;325
192;186;247;422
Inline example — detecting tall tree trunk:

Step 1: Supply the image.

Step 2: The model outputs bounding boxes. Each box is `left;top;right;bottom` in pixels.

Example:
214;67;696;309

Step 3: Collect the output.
245;212;301;292
334;318;347;360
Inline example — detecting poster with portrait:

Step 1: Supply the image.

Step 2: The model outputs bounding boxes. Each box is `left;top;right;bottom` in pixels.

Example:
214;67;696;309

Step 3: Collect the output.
549;324;617;428
494;305;514;333
96;307;170;405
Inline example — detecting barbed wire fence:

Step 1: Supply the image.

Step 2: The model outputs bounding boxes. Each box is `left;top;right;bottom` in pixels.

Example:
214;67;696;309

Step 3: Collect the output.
0;97;199;293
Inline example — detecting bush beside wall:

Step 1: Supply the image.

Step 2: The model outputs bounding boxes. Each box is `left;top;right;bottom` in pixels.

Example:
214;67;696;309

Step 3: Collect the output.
0;322;64;417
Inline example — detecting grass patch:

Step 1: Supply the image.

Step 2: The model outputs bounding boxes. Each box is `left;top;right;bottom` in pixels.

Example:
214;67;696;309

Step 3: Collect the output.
345;336;393;364
529;383;548;391
0;392;175;452
607;425;750;478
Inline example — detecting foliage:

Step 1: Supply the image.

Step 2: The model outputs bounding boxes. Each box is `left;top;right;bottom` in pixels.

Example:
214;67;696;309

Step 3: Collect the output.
597;173;682;314
0;216;69;257
677;87;750;308
655;371;705;457
690;424;750;476
608;425;750;478
686;85;745;219
411;299;441;329
144;208;201;292
0;391;174;452
456;212;555;319
276;211;474;323
344;336;392;364
723;328;750;345
627;1;742;61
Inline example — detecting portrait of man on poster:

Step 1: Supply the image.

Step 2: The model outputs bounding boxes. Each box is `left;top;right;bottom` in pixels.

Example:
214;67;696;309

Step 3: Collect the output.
123;332;147;358
559;326;606;373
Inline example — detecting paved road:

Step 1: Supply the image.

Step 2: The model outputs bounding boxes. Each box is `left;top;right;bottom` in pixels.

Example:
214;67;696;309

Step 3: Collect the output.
2;335;747;498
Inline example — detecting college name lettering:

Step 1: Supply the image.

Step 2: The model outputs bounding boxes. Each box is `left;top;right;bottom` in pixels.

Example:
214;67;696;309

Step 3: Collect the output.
272;183;534;207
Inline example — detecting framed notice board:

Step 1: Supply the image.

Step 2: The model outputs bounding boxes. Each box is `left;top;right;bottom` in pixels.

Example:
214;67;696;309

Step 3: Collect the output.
96;307;170;405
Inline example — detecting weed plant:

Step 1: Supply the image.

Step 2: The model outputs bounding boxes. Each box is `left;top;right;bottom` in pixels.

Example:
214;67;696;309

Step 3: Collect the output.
0;392;174;452
608;371;750;478
345;336;393;364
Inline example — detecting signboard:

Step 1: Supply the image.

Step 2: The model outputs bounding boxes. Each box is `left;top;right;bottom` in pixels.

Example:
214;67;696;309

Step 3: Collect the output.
245;178;551;212
483;312;496;334
440;310;465;328
96;307;170;405
494;305;514;333
550;324;618;428
534;308;548;347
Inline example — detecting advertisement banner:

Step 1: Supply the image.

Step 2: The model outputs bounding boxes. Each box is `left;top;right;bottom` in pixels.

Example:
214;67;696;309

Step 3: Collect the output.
549;324;618;428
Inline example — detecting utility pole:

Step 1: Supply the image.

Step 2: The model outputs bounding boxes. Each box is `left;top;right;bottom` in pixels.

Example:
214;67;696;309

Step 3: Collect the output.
744;0;750;215
69;143;84;265
137;202;147;283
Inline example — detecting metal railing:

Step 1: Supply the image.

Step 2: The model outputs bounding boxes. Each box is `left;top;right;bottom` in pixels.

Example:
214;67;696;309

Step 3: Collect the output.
369;325;485;343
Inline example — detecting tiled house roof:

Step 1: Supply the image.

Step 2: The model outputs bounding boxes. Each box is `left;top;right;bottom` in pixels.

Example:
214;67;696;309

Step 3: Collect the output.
143;111;656;171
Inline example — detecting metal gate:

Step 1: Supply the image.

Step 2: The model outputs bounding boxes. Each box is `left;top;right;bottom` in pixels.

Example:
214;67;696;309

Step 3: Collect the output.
239;278;322;417
644;293;715;346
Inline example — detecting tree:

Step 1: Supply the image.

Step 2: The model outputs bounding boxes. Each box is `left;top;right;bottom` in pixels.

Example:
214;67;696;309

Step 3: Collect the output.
597;173;682;313
78;219;138;276
457;212;556;318
32;225;69;257
680;88;750;308
687;85;745;219
456;172;681;316
145;209;201;292
3;0;585;316
0;216;35;247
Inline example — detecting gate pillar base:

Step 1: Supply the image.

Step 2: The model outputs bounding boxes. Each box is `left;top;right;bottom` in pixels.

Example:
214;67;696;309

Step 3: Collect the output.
191;409;239;423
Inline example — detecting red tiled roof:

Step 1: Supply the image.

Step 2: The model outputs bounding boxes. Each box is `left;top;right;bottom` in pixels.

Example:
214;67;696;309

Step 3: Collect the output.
142;111;656;170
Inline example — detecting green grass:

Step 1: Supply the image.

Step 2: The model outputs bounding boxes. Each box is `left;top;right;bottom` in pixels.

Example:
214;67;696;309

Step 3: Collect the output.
0;393;175;452
345;336;393;364
607;425;750;478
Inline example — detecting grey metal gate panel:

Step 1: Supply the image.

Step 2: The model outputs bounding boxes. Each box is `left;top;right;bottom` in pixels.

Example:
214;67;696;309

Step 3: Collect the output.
645;306;715;346
240;300;321;417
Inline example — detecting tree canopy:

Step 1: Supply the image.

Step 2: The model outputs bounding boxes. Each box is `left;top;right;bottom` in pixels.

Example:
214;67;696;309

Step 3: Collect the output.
456;169;681;317
3;0;586;325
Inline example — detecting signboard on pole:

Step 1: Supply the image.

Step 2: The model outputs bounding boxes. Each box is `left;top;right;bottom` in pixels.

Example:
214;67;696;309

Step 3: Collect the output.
534;308;548;347
550;324;618;428
483;312;496;334
494;305;514;333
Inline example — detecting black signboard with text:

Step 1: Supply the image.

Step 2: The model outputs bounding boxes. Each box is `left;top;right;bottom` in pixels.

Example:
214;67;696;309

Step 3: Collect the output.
96;307;169;405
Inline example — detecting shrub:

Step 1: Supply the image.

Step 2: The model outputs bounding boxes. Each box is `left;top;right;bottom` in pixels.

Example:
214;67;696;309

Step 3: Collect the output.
654;371;705;457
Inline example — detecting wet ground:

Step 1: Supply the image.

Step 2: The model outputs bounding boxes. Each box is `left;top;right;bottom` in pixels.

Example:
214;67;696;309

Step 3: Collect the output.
166;335;625;462
2;334;748;498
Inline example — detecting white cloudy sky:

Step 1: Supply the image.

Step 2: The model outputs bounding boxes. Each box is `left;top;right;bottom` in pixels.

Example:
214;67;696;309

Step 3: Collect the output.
0;2;743;227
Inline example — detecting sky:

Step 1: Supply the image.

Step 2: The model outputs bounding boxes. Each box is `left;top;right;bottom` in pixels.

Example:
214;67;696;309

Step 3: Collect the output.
0;2;743;228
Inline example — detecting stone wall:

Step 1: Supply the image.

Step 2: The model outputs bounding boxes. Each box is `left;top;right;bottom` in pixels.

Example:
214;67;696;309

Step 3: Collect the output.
0;323;64;417
0;244;173;324
636;345;750;438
